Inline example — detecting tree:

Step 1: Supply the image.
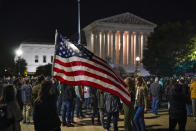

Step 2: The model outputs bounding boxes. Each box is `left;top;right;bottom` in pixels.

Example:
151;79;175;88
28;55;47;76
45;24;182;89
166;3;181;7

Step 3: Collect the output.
14;58;27;76
35;64;52;76
143;22;196;76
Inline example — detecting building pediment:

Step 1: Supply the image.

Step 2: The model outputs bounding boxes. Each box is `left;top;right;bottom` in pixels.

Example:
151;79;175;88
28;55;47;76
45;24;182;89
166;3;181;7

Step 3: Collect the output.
96;12;156;27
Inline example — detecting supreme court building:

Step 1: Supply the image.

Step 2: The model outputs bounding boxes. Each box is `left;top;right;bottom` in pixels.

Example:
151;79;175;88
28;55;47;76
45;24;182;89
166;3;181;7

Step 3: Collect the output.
16;12;156;75
83;12;157;75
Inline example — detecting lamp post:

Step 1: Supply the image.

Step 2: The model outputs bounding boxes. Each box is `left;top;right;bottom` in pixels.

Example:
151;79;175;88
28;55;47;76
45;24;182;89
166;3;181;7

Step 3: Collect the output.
15;49;23;76
135;56;140;76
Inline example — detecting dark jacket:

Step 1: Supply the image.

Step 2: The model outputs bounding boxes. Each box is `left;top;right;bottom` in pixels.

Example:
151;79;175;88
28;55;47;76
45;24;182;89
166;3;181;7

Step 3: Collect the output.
105;92;121;113
2;100;22;131
21;85;32;103
97;90;105;109
169;84;187;119
33;98;61;131
150;82;161;97
61;84;76;102
16;87;23;110
90;87;98;108
184;84;192;104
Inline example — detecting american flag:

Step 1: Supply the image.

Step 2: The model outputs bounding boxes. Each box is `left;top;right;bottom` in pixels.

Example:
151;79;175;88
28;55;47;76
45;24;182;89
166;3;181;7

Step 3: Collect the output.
53;33;131;104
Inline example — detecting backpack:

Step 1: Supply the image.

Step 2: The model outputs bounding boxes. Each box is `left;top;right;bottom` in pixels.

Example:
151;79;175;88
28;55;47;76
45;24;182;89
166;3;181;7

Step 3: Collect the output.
0;103;14;130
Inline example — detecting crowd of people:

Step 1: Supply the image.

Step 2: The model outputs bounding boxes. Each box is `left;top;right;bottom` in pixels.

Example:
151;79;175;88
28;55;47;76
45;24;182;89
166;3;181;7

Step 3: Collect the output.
0;75;196;131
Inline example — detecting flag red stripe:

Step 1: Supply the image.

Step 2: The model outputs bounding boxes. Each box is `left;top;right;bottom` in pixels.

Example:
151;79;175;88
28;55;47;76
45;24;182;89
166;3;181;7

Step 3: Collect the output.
54;75;130;104
55;58;124;86
53;67;130;96
92;56;126;87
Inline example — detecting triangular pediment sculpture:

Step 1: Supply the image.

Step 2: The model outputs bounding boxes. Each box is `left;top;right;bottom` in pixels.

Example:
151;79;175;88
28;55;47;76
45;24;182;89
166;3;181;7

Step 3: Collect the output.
96;12;156;27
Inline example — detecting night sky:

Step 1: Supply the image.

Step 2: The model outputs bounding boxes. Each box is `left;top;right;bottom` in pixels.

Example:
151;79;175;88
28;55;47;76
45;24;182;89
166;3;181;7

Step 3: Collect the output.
0;0;196;67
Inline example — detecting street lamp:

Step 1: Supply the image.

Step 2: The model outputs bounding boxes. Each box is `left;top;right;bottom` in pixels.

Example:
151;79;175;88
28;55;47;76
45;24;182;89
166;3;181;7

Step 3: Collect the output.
135;56;140;76
15;49;23;76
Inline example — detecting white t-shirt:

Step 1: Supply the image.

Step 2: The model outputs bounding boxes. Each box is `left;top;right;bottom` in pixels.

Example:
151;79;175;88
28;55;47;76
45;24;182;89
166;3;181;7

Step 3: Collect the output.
84;86;90;98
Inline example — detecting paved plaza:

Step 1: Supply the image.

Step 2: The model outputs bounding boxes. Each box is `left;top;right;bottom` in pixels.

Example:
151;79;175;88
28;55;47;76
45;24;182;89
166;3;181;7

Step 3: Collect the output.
21;109;196;131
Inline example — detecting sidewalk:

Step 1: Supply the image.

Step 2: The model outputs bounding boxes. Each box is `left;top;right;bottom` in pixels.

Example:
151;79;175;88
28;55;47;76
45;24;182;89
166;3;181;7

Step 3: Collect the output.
21;109;196;131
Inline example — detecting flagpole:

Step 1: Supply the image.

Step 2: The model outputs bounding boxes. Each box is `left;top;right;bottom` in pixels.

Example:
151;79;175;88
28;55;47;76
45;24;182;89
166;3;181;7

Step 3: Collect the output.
52;29;58;77
78;0;81;44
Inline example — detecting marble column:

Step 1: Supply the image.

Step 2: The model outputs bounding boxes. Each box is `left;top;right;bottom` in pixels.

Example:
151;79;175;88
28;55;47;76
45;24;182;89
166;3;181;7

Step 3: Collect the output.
93;32;97;55
97;32;100;57
143;33;149;50
102;32;105;59
123;32;128;66
136;33;140;58
128;32;132;66
120;31;124;65
104;31;108;59
112;31;116;64
138;34;142;60
134;33;137;65
141;34;143;60
108;31;112;58
90;32;94;52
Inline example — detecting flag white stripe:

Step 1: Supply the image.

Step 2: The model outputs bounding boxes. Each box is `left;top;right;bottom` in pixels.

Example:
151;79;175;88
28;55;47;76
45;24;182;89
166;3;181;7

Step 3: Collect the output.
53;71;130;101
54;62;125;89
55;55;125;86
56;55;121;80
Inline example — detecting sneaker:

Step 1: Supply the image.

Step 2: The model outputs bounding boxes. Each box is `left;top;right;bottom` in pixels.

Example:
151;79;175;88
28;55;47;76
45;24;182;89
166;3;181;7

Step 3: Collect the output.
62;122;67;126
67;123;74;127
71;121;76;124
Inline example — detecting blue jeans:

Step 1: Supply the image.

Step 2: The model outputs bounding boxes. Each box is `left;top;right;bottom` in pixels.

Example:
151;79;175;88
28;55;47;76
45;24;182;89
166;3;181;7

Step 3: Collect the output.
84;98;90;109
152;96;159;115
133;106;145;131
76;96;83;117
57;96;62;115
186;104;192;116
106;112;119;131
99;108;105;127
62;101;72;124
71;99;75;122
